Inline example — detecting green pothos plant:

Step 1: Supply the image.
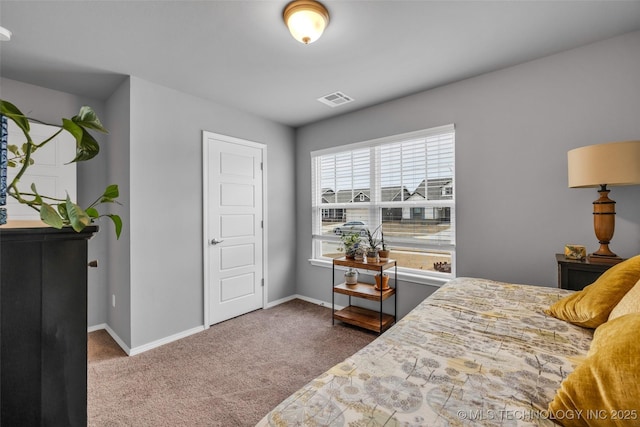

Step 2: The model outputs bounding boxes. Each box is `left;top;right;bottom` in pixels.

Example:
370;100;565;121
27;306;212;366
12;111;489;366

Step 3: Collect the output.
0;99;122;238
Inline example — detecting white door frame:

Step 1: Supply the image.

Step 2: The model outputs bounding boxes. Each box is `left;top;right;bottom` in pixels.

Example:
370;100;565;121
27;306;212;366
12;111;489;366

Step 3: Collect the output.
202;131;268;328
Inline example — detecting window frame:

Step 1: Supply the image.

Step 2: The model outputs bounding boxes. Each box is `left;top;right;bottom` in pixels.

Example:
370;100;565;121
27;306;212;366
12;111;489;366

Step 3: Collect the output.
310;125;456;284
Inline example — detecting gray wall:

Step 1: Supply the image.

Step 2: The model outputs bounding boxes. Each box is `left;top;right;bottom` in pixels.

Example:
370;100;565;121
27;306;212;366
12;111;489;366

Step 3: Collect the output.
126;77;296;348
104;78;132;345
295;31;640;317
0;78;111;327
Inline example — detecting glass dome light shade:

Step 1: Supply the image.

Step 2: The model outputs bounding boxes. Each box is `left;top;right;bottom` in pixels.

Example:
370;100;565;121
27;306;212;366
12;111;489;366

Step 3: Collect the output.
283;0;329;44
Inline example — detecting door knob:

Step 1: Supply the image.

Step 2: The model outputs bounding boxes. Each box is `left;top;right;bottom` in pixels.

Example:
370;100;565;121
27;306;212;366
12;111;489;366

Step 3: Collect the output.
210;238;224;245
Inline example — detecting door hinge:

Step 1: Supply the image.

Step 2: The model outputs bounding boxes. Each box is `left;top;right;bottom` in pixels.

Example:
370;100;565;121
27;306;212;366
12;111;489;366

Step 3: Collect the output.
261;278;264;287
260;162;263;171
261;220;263;228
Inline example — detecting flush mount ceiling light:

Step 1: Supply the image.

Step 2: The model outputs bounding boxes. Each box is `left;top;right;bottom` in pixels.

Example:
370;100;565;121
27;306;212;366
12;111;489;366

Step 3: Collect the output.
283;0;329;44
0;26;11;41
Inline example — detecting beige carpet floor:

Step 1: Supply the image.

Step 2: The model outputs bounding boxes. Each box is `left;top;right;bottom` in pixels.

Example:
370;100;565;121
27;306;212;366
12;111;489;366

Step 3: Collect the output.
88;299;376;426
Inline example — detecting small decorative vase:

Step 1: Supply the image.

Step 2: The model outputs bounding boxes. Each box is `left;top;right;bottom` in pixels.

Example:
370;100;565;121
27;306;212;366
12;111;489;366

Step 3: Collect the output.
374;273;389;291
367;250;379;263
378;250;390;261
344;268;358;286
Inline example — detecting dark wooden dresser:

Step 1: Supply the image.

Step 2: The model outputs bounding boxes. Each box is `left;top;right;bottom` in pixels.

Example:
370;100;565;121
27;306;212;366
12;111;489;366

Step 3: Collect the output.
556;253;622;291
1;224;97;426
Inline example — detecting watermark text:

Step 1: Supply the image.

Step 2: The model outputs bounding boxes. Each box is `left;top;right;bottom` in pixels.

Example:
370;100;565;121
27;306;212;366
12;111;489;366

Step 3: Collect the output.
456;409;638;422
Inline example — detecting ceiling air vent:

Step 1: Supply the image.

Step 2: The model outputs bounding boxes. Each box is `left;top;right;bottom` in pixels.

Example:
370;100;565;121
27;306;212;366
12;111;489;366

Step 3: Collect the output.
317;91;354;108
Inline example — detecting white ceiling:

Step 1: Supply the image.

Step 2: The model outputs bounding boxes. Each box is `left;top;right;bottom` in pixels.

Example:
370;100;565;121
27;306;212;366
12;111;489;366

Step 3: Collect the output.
1;1;640;127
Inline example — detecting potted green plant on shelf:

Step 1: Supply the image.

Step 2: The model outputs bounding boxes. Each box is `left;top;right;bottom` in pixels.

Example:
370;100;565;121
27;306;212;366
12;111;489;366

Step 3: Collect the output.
0;99;122;237
364;226;382;262
338;232;362;259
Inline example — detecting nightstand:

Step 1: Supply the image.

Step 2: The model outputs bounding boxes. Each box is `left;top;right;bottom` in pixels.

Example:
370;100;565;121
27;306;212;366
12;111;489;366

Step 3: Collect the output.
556;254;623;291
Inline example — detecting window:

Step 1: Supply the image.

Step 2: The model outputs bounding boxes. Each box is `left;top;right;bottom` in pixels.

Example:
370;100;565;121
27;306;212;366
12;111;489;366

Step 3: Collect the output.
311;125;455;279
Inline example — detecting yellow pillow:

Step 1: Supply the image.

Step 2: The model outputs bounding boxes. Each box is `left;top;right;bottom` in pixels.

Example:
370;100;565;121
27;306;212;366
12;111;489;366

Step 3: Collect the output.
545;255;640;328
609;278;640;321
548;313;640;427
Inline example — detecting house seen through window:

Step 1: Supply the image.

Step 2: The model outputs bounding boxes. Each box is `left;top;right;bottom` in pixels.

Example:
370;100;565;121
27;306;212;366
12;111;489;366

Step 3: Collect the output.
311;125;455;278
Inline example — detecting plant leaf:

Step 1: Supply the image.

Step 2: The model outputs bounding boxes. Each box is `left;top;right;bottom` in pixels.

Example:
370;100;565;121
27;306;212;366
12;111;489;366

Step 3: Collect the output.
0;100;30;134
62;118;100;163
66;195;91;232
7;144;19;155
103;184;119;199
40;203;64;229
107;214;123;239
74;128;100;162
62;118;83;142
86;207;99;218
30;183;43;206
72;106;108;133
57;203;69;220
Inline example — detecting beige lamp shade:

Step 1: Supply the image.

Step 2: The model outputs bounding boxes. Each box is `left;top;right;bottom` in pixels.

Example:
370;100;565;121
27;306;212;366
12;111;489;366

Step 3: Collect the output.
568;140;640;188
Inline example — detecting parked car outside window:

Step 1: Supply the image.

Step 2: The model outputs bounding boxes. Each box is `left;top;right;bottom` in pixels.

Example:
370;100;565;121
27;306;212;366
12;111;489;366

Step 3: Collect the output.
333;221;368;236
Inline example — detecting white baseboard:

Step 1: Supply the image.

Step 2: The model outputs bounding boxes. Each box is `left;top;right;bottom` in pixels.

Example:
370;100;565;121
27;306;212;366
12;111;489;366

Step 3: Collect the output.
267;294;345;311
88;323;204;356
88;323;107;333
129;325;205;356
265;294;298;308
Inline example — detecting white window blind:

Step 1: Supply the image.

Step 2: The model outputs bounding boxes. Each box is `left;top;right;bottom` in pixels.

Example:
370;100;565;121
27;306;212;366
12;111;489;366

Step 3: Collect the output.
311;125;455;277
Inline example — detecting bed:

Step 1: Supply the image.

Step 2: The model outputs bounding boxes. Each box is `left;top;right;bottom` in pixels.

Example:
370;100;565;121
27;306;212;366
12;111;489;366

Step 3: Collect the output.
257;277;594;426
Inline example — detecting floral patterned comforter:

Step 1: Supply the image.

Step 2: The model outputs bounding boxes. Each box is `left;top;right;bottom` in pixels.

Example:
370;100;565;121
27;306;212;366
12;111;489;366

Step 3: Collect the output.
257;277;593;427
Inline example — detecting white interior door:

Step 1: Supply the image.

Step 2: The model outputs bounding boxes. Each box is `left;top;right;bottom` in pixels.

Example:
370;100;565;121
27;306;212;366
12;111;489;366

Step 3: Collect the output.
203;131;265;326
6;121;76;220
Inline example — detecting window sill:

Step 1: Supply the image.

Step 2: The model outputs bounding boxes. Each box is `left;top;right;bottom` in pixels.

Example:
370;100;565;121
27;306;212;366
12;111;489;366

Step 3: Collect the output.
308;258;451;287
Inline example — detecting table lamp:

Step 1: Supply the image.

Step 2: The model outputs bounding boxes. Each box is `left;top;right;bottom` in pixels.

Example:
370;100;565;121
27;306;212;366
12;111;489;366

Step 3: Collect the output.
568;140;640;259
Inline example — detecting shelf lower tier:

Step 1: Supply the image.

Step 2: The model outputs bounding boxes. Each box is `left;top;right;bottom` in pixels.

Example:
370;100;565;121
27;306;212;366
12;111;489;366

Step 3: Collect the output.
333;305;395;333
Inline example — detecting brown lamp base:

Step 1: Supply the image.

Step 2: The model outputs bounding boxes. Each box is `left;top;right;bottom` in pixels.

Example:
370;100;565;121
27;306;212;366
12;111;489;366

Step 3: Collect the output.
590;245;618;258
587;253;623;264
590;185;619;263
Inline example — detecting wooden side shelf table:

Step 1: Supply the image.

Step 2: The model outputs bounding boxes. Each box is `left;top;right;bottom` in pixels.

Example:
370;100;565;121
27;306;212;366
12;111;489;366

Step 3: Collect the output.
332;257;397;333
556;253;623;291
